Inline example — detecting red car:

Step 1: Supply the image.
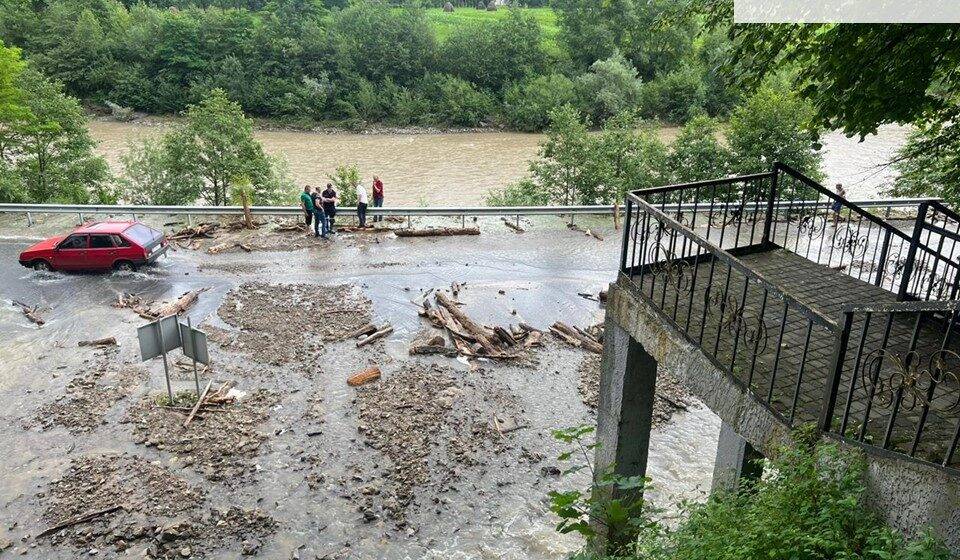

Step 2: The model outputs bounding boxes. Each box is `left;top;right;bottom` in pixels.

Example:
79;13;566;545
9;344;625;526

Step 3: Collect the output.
18;221;169;272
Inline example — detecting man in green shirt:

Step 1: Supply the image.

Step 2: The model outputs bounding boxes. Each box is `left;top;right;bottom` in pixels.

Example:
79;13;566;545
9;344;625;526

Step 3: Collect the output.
300;185;314;227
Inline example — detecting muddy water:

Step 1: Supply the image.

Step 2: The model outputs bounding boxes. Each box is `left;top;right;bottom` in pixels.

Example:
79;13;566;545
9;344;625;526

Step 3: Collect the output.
88;119;910;206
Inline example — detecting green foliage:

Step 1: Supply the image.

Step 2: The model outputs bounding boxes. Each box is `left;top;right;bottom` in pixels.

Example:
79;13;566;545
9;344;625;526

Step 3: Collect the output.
484;178;550;206
528;105;593;205
565;429;950;560
424;7;559;56
439;10;546;92
417;73;493;127
548;424;656;553
638;63;707;124
120;89;293;205
326;163;360;207
575;53;643;124
726;84;822;180
888;125;960;209
592;111;670;203
502;73;576;132
666;115;730;184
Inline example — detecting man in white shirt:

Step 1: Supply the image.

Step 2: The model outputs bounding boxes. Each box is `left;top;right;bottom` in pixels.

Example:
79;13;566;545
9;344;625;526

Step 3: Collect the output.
356;182;369;228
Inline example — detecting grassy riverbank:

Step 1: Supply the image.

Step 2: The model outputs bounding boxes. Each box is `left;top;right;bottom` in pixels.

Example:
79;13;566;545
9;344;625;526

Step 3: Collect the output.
424;7;561;55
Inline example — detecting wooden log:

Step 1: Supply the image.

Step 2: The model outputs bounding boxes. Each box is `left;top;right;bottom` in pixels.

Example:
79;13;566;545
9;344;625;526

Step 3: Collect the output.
409;344;458;357
356;325;393;347
347;366;381;387
501;218;525;233
435;292;498;355
493;326;516;346
346;323;377;339
183;379;214;428
14;301;44;326
552;321;603;354
78;337;117;347
151;288;207;318
518;322;541;334
523;330;543;348
394;227;480;238
37;505;124;538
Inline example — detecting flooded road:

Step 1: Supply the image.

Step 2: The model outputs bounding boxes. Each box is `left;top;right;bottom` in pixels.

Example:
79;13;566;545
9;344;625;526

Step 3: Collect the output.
88;120;910;206
0;215;720;559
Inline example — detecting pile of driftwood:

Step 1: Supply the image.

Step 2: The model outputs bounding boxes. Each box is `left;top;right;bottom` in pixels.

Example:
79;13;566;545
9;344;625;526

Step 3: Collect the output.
207;241;252;254
550;321;603;354
114;288;207;320
568;223;604;241
347;322;394;347
170;223;219;240
416;291;543;359
176;380;238;427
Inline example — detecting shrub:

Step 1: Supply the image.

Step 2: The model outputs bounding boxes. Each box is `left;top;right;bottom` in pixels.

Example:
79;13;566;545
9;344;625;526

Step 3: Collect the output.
327;163;361;207
575;53;643;124
417;73;494;127
638;63;707;124
485;178;550;206
502;73;577;132
665;115;731;184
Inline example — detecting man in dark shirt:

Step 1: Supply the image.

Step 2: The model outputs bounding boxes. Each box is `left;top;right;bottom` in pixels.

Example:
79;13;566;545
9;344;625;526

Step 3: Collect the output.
372;176;384;223
321;183;338;234
310;186;327;238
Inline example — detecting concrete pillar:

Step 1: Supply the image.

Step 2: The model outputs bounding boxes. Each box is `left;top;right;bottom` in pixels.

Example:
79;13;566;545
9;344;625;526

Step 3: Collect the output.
711;421;764;494
592;315;658;551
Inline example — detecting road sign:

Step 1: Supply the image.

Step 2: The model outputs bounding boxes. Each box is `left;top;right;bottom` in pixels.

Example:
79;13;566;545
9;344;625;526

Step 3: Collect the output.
179;322;209;365
137;315;181;362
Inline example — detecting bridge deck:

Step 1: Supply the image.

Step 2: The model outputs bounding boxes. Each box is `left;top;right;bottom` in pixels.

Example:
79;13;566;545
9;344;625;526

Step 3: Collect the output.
633;246;960;467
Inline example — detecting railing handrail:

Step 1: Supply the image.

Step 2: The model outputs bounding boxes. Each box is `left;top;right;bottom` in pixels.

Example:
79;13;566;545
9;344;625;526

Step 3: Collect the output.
628;192;841;333
841;299;960;314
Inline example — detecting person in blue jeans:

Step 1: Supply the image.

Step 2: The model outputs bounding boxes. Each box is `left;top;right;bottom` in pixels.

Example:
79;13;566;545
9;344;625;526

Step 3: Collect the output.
311;187;329;239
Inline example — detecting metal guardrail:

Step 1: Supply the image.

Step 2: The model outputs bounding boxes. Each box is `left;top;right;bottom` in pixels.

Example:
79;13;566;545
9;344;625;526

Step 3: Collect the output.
0;199;935;227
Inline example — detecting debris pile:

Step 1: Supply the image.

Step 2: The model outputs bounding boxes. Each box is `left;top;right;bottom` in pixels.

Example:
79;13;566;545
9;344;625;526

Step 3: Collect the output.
126;389;278;484
215;282;372;366
39;454;277;558
169;223;219;241
114;289;207;320
34;358;146;434
550;321;603;354
416;290;542;359
350;363;520;523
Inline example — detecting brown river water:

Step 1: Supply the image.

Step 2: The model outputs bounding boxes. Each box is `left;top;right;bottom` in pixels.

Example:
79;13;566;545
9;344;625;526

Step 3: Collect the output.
88;120;912;206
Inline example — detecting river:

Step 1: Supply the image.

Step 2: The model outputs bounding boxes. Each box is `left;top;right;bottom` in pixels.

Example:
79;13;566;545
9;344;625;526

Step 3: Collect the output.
88;120;912;206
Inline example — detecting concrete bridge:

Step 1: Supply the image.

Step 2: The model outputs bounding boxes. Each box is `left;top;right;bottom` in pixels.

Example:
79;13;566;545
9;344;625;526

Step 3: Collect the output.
596;163;960;551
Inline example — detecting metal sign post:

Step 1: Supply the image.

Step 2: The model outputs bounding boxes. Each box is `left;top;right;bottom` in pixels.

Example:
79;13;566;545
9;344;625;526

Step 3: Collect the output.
138;315;183;405
179;317;210;398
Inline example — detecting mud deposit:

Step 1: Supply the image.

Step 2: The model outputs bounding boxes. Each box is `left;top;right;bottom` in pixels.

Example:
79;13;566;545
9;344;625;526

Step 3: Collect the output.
352;363;520;524
126;390;279;484
39;454;276;558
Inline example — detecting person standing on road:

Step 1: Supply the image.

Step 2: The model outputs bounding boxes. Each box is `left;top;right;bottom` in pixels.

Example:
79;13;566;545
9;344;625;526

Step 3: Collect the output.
321;183;338;234
300;186;314;227
356;181;369;228
311;186;328;239
372;176;384;223
831;183;846;225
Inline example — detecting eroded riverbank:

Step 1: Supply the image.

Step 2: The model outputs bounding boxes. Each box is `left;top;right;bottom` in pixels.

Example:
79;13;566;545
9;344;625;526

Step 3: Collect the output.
0;215;719;559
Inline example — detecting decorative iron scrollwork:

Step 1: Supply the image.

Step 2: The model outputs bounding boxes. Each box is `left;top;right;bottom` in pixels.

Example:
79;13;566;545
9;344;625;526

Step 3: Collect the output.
703;284;770;355
647;237;694;295
832;227;868;258
796;213;827;239
860;348;960;413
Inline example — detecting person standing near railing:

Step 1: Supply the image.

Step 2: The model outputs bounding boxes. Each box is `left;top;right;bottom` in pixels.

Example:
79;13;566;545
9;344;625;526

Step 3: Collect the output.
300;185;314;227
356;181;369;228
311;186;328;239
321;183;338;234
372;176;384;223
831;183;846;225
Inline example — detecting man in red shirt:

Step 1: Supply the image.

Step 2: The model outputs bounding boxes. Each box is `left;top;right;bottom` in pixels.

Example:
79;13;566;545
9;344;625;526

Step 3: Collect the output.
372;176;384;223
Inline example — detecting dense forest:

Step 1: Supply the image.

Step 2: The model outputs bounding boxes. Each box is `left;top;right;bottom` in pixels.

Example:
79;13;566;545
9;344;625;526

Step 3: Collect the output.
0;0;740;130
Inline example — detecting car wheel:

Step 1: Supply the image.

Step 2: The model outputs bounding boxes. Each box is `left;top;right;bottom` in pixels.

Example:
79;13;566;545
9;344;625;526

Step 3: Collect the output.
114;260;135;272
32;260;52;272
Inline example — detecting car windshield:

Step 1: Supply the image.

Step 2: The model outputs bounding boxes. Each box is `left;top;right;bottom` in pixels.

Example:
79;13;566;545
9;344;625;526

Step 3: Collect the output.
123;224;161;246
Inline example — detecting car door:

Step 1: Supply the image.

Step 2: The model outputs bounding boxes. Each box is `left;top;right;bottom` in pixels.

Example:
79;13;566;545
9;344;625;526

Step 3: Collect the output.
88;234;117;269
53;234;88;270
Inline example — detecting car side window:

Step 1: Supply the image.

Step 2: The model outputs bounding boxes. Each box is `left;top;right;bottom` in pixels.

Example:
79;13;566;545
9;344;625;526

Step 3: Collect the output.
59;235;87;250
112;235;130;247
90;235;114;249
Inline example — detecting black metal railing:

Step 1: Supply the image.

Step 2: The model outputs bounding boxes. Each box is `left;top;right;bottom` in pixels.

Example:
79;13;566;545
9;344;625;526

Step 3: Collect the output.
619;163;960;471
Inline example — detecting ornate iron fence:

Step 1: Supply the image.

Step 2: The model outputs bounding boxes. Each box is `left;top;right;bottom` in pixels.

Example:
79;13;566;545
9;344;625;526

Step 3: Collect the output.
620;163;960;471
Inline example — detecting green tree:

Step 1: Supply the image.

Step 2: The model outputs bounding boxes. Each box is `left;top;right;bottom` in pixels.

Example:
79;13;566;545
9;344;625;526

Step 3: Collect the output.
666;115;730;184
417;73;493;127
888;127;960;208
638;63;707;124
327;163;360;207
726;85;822;179
120;135;201;204
592;111;670;204
13;69;114;203
528;105;593;205
575;53;643;124
502;73;576;132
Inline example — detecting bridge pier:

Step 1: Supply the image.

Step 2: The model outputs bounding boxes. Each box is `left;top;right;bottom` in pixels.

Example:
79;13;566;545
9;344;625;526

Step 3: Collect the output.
711;421;764;493
592;314;658;552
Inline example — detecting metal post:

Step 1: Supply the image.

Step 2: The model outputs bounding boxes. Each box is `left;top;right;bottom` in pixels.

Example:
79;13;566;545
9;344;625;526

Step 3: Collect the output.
407;215;411;228
874;229;892;287
187;215;193;227
516;215;520;229
78;212;84;224
897;201;929;301
819;311;854;433
157;323;175;405
26;212;32;227
461;215;465;228
132;213;137;221
187;316;200;397
761;164;779;246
